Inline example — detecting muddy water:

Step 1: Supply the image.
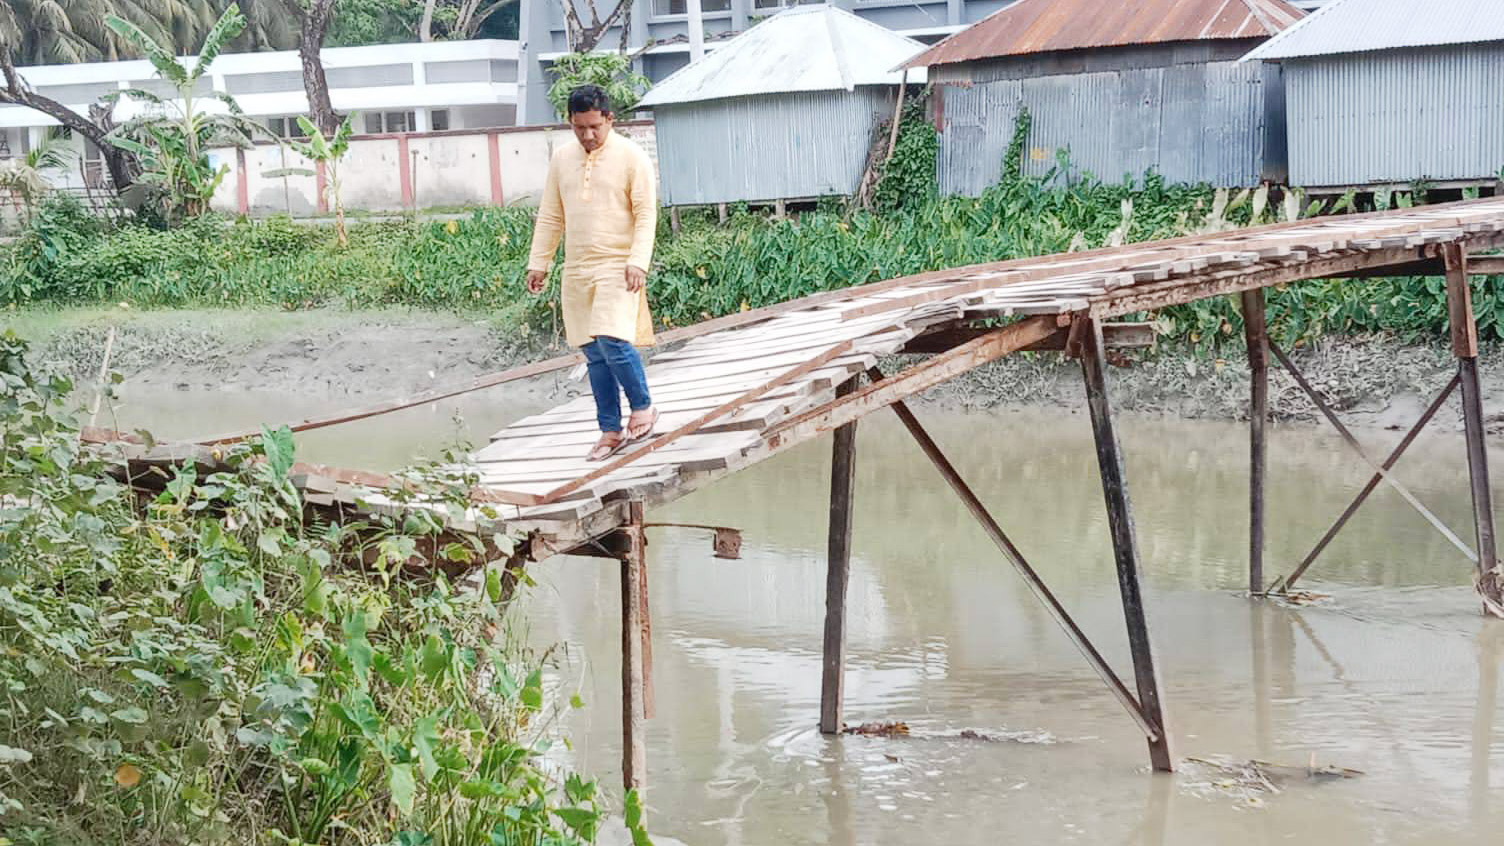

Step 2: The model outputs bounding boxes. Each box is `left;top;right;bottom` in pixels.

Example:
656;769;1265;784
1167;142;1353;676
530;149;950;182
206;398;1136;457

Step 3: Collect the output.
116;387;1504;845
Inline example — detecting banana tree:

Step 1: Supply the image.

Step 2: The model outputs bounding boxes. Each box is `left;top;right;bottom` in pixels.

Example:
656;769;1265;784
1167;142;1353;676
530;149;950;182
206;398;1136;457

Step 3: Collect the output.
288;113;355;246
102;4;266;220
0;133;71;223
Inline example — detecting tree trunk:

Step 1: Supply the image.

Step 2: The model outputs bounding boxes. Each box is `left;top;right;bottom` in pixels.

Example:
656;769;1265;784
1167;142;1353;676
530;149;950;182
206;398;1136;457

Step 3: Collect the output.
420;0;438;42
0;48;137;191
298;0;340;137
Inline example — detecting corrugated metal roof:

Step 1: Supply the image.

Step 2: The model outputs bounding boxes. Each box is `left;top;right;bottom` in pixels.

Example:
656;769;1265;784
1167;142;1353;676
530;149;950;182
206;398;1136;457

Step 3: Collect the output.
638;6;925;108
1245;0;1504;61
906;0;1306;69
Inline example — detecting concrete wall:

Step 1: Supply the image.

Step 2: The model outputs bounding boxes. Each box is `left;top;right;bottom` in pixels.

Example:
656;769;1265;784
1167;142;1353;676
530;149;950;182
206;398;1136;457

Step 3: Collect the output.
210;122;657;215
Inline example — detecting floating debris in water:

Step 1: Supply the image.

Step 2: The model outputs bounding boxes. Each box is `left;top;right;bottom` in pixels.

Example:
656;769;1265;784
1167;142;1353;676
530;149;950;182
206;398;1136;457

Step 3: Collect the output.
844;721;910;737
840;723;1058;744
1271;589;1334;607
1182;755;1362;806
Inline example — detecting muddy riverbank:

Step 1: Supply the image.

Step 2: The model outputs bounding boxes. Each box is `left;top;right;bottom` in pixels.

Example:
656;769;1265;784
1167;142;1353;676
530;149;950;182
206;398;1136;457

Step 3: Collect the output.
10;306;1504;434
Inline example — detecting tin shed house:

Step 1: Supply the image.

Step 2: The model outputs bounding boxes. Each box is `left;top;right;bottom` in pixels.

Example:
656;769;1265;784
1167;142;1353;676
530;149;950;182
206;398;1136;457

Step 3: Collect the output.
635;5;925;207
1243;0;1504;191
905;0;1305;195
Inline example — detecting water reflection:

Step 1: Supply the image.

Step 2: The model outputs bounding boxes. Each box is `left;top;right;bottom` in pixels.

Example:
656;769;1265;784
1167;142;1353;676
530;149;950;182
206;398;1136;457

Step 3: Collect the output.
520;409;1504;845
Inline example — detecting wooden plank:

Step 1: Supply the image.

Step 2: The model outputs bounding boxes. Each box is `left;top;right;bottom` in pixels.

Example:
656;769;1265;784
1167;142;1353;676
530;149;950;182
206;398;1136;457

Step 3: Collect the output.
1467;255;1504;275
503;341;860;506
902;321;1155;354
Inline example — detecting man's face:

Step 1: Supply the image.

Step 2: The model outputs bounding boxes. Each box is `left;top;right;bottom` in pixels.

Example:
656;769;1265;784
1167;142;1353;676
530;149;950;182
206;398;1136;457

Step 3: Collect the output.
571;109;614;152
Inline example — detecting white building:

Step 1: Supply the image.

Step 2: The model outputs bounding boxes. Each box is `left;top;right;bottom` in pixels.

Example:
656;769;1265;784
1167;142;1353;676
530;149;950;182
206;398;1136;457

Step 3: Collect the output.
0;39;521;190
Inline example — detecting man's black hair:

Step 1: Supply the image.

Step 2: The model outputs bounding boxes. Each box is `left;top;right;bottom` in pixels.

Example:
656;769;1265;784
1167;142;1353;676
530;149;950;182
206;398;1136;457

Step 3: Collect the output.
568;85;614;117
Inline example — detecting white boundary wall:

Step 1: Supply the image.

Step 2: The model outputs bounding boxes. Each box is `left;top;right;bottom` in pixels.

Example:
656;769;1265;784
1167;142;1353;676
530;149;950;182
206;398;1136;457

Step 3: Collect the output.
209;122;657;215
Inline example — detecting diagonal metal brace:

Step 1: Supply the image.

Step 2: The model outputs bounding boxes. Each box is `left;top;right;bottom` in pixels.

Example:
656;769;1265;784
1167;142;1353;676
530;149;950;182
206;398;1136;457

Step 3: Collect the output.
1276;374;1462;592
868;366;1164;743
1270;342;1478;565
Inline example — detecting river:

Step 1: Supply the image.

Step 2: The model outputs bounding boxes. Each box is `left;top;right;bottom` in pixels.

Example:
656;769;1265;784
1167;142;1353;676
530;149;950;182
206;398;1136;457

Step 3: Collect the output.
111;387;1504;845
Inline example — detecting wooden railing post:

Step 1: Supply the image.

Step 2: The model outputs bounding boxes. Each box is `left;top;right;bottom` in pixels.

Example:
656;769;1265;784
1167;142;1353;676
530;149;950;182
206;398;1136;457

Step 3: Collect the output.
820;376;860;734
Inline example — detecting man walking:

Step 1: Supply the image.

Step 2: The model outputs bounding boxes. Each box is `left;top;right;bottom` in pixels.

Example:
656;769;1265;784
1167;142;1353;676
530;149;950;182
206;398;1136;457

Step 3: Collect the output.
527;85;659;461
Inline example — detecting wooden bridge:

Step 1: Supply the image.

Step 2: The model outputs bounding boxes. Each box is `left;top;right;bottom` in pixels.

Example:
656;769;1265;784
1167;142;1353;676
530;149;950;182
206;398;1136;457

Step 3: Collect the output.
91;197;1504;791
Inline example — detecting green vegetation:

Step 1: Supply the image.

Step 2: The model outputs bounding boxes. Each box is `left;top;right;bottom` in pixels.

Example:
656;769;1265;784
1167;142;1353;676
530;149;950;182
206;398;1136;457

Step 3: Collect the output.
0;332;655;844
545;53;651;120
104;5;266;220
6;173;1499;351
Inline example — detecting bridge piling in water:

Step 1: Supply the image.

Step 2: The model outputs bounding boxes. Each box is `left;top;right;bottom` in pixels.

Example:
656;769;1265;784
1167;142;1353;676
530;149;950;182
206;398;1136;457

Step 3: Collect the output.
820;376;861;735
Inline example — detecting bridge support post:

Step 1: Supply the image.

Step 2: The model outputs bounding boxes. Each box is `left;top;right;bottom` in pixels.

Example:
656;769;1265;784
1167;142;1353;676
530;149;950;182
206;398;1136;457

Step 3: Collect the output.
820;376;860;734
1443;245;1504;617
1241;288;1269;596
1080;319;1175;772
621;501;648;792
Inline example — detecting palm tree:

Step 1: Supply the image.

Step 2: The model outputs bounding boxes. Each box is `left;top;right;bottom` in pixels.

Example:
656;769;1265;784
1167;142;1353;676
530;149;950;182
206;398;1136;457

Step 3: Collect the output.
0;0;294;65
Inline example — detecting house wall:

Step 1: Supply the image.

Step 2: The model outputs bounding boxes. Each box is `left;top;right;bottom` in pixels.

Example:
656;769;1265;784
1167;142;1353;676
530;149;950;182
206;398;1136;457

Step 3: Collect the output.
1283;43;1504;189
210;122;657;215
935;51;1284;194
653;88;892;205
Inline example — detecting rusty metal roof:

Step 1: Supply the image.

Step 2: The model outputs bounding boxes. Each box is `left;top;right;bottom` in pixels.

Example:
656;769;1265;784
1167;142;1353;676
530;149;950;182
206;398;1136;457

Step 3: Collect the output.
906;0;1306;68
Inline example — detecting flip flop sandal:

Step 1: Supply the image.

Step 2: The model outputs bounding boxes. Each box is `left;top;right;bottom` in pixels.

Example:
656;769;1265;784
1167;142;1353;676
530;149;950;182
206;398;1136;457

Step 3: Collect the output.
586;433;628;462
627;407;660;442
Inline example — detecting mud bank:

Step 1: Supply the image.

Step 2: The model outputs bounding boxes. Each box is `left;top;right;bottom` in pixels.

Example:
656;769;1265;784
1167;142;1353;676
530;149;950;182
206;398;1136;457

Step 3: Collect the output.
12;306;1503;433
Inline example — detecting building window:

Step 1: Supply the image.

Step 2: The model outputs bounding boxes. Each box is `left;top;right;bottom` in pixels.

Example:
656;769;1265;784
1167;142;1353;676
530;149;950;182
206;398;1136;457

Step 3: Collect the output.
264;116;305;138
431;109;450;131
363;110;418;134
654;0;732;15
753;0;821;8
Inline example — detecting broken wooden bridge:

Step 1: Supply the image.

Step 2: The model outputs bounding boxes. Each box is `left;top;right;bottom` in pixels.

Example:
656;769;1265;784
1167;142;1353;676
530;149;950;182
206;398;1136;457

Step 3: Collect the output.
96;197;1504;792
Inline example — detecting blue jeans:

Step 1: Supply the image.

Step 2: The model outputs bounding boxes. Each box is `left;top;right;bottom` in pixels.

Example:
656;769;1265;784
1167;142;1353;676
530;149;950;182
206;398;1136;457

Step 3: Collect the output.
582;335;652;433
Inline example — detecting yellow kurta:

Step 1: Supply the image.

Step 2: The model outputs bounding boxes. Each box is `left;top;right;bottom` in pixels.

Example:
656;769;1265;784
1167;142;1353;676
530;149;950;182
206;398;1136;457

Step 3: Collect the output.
527;131;657;348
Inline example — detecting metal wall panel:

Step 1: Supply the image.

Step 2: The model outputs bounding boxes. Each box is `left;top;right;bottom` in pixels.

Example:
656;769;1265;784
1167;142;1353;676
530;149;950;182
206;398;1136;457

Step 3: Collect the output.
654;89;892;205
1286;44;1504;188
937;58;1273;195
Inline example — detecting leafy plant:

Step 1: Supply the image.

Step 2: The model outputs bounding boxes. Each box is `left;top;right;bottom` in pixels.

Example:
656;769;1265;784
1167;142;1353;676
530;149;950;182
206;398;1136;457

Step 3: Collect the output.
546;52;650;120
0;332;618;844
288;114;357;247
872;93;937;214
103;4;266;220
0;132;72;224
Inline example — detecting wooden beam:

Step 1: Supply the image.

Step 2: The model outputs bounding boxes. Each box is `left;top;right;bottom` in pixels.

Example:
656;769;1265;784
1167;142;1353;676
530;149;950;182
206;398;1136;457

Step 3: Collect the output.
1277;375;1460;592
1079;320;1174;773
1242;289;1269;596
1467;255;1504;275
621;501;647;792
1445;244;1504;617
820;376;860;735
763;317;1059;447
901;321;1155;354
875;370;1164;744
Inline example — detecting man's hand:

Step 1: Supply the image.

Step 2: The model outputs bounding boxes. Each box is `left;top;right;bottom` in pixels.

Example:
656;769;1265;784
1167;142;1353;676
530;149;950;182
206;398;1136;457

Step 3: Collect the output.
625;265;647;294
526;269;548;294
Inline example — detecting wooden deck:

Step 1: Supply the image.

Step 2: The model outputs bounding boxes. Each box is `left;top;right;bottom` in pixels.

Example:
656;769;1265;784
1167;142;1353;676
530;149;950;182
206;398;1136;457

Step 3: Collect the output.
469;196;1504;558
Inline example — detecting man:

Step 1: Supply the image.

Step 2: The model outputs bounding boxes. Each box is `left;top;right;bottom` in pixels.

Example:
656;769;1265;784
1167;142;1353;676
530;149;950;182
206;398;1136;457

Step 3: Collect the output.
526;84;659;461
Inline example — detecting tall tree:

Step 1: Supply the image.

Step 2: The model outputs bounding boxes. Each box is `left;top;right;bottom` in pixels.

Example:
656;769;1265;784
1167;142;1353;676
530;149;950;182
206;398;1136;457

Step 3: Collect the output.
560;0;632;53
1;0;220;64
274;0;339;136
0;4;140;189
421;0;519;42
